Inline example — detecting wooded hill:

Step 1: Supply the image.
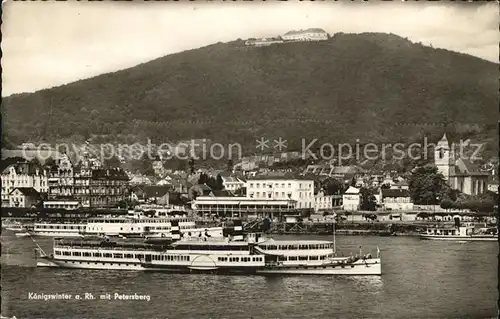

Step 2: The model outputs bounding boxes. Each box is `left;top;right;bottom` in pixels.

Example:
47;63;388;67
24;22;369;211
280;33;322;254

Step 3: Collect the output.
2;32;497;159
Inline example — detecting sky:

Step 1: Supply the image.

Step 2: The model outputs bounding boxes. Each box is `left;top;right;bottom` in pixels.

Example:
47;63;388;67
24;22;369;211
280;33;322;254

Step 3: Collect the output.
2;1;498;96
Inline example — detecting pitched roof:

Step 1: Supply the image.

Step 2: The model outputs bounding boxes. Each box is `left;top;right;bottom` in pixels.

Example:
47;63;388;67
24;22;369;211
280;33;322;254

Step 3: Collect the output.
222;176;244;183
284;28;327;35
211;190;234;197
248;172;309;181
381;189;411;198
452;158;489;176
10;187;40;197
2;162;43;175
344;186;360;194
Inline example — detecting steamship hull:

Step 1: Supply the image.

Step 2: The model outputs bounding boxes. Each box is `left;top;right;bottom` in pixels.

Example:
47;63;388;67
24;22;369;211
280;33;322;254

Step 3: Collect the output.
420;234;497;241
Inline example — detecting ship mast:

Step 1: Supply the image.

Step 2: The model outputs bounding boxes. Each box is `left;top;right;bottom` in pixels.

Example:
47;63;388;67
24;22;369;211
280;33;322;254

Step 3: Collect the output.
332;213;336;255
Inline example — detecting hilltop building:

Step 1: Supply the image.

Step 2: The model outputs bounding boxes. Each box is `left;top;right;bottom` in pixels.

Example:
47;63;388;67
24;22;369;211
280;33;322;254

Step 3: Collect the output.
282;28;328;42
245;37;283;47
434;133;489;195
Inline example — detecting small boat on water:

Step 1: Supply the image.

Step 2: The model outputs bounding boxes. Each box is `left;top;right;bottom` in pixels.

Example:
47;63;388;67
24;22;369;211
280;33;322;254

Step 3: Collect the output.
3;222;28;233
420;221;498;242
34;221;382;276
15;232;32;238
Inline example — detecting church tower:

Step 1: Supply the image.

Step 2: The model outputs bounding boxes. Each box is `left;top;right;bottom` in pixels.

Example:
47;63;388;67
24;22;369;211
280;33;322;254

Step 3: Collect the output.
435;133;454;180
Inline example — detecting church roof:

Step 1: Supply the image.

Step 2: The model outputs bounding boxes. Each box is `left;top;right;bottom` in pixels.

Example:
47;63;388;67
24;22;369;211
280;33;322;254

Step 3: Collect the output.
450;158;489;177
436;133;449;149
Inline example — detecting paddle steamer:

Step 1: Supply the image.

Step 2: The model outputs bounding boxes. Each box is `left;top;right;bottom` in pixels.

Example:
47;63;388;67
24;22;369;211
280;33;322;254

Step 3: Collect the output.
35;221;381;275
420;222;497;242
18;209;223;240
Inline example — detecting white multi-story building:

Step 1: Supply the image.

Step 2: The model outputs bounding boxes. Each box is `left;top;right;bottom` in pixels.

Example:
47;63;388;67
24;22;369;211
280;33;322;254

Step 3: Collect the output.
314;190;333;212
47;154;74;199
282;28;328;42
221;176;246;192
1;162;48;207
246;177;315;209
381;189;414;211
192;176;315;219
342;186;360;211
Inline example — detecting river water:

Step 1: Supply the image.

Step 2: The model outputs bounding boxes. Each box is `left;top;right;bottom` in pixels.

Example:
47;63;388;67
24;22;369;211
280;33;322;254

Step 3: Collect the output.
1;232;497;318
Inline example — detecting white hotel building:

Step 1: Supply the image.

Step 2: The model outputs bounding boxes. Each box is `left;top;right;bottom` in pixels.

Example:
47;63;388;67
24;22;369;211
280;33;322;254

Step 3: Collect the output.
1;162;48;207
193;177;315;219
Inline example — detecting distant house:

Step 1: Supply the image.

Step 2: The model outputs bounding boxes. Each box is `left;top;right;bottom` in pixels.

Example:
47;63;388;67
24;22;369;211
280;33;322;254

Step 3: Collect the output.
1;162;48;207
381;189;413;211
245;37;283;47
282;28;328;42
171;179;189;194
487;177;498;194
390;181;409;190
156;176;173;187
220;174;246;192
129;186;146;203
302;165;364;181
129;174;153;186
315;189;333;212
143;186;171;205
9;187;41;208
381;175;395;187
342;186;360;211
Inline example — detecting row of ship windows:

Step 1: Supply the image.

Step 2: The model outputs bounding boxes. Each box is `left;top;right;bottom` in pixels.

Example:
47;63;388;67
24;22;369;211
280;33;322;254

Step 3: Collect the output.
260;244;333;250
86;226;191;231
35;225;191;231
56;251;181;260
150;255;189;261
217;257;262;262
277;256;326;261
36;225;85;230
87;219;190;223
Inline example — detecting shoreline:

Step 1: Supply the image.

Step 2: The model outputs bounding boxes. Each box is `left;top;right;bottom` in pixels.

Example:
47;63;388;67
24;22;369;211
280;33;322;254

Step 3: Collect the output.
268;229;421;236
